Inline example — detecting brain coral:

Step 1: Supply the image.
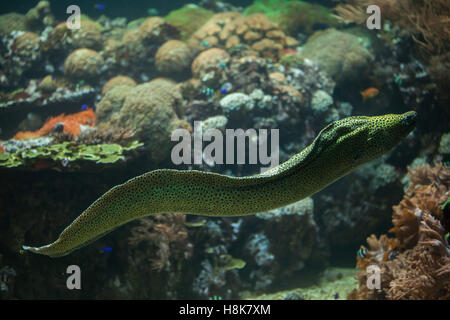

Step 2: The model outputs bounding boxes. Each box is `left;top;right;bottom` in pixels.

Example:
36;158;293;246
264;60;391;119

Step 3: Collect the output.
101;75;137;95
13;32;41;62
116;79;191;164
155;40;192;75
189;12;297;60
139;17;179;43
102;17;178;74
96;85;134;125
43;20;102;52
191;48;230;85
1;31;42;87
0;13;27;36
64;48;104;80
296;28;374;84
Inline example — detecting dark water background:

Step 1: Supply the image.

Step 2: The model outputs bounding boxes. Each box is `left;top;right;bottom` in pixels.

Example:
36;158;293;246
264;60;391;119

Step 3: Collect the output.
0;1;338;20
0;0;250;20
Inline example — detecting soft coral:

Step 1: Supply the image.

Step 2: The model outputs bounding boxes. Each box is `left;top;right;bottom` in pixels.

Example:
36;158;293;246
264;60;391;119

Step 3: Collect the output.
13;108;95;140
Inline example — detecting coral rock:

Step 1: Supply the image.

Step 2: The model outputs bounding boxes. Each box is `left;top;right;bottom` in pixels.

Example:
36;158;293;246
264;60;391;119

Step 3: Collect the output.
44;20;102;52
297;29;373;84
117;79;191;163
39;75;57;93
101;76;137;95
191;48;230;84
139;17;178;43
189;13;289;61
64;48;104;80
96;85;134;124
155;40;192;75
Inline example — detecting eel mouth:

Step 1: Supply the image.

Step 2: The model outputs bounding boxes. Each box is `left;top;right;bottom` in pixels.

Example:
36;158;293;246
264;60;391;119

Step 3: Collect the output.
402;111;417;135
402;111;417;131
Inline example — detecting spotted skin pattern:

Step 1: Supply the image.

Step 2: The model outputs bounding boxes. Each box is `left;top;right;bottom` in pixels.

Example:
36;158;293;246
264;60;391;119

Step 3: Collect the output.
22;112;417;257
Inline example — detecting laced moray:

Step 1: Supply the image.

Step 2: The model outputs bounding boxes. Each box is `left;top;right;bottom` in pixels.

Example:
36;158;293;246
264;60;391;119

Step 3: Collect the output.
22;111;416;257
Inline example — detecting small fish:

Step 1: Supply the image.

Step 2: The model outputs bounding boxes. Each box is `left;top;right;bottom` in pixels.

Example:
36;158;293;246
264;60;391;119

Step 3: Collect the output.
147;8;159;16
100;246;112;254
281;48;297;57
360;87;379;102
81;104;88;111
357;247;367;259
312;22;330;31
220;82;233;94
334;293;339;300
217;62;227;69
94;4;106;10
202;88;214;96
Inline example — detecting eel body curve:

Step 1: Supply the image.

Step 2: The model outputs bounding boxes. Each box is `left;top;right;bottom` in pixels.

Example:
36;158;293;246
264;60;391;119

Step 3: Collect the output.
23;112;417;257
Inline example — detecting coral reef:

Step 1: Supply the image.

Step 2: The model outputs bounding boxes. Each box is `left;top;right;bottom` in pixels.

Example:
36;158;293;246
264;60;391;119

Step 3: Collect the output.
13;109;96;140
189;12;298;60
164;5;215;41
96;85;134;124
101;76;137;95
0;13;27;36
102;16;178;76
1;31;42;88
244;0;339;36
109;79;191;164
334;0;450;56
349;163;450;299
296;28;374;85
155;40;192;75
24;1;55;31
64;48;105;80
43;18;103;54
0;140;143;169
128;214;192;271
0;0;447;300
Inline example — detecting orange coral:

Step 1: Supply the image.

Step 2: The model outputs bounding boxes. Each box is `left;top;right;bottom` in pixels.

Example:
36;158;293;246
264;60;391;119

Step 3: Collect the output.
350;163;450;300
387;212;450;300
389;164;450;248
0;143;5;153
13;108;96;140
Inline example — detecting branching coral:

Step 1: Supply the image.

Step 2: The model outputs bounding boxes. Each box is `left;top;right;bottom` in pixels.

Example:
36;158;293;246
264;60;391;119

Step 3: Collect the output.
128;214;193;271
350;163;450;300
387;212;450;300
389;163;450;247
333;0;450;55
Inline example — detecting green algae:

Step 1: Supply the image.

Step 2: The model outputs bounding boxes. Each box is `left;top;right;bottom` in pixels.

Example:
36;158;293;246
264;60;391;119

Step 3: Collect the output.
0;141;143;169
127;17;147;30
244;0;339;36
244;267;357;300
164;5;214;40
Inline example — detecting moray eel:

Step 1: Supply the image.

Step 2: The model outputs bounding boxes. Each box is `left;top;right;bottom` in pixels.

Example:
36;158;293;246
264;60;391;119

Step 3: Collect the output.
22;111;416;257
